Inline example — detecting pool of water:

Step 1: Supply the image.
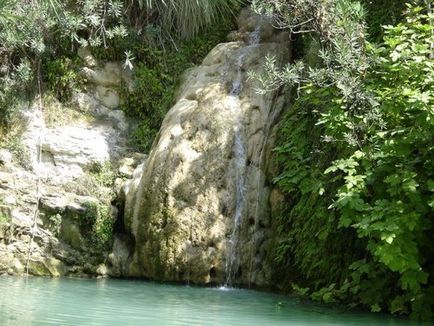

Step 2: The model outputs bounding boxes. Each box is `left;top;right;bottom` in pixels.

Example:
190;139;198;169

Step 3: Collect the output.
0;276;422;325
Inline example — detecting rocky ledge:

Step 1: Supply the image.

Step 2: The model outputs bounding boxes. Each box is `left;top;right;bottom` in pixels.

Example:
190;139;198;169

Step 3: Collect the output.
0;52;144;277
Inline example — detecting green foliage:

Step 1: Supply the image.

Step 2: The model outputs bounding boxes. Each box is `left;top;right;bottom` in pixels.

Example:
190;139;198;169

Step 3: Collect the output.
45;213;62;236
122;62;169;151
82;200;114;251
256;0;434;319
0;0;128;130
63;160;117;251
0;213;11;225
327;4;434;318
5;137;32;170
274;90;365;289
0;59;33;130
362;0;407;40
90;161;117;188
43;57;84;102
126;0;243;39
64;161;117;199
117;22;235;151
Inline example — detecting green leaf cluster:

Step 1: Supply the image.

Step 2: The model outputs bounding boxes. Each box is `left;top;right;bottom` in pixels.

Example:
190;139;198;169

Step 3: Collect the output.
0;0;127;129
82;200;114;252
265;0;434;319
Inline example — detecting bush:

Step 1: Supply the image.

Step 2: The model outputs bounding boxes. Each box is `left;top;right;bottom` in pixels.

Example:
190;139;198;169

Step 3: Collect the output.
5;136;32;170
125;0;243;39
362;0;406;40
255;0;434;319
43;57;85;102
0;0;127;131
82;200;114;251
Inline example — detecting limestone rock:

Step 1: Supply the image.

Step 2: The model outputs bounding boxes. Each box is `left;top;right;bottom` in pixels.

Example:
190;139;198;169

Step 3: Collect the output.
78;47;98;68
94;85;120;109
118;153;147;178
123;8;290;286
0;57;133;276
0;149;12;166
3;195;16;206
81;62;132;88
71;92;128;132
107;234;134;277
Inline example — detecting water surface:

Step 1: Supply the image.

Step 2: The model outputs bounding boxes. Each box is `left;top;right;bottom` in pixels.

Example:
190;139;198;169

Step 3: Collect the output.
0;277;422;325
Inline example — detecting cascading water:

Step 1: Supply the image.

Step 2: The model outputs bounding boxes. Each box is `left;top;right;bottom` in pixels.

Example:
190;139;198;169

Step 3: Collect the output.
122;8;290;285
249;23;262;46
225;23;262;286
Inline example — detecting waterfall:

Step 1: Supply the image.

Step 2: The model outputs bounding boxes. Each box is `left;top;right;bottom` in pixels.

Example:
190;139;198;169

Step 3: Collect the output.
122;8;289;285
249;24;262;46
225;124;247;285
225;23;262;286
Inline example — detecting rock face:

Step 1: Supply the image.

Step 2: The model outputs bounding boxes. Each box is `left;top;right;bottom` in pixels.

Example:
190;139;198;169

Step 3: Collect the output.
0;55;140;277
122;9;290;286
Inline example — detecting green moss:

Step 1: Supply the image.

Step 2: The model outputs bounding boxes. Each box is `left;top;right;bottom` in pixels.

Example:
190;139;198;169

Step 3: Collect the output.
0;213;11;225
89;161;117;188
81;201;114;251
28;260;50;276
4;137;32;170
45;213;62;236
42;56;85;102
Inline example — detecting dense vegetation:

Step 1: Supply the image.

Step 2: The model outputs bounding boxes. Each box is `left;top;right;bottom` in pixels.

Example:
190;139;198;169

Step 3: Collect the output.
0;0;241;144
252;0;433;319
1;0;433;321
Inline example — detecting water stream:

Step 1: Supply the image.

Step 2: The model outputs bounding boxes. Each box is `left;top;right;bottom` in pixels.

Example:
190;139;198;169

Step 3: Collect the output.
0;277;420;326
225;23;263;285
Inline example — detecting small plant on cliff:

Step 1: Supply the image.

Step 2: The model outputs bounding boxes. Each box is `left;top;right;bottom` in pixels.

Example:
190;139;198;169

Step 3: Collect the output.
43;57;85;102
5;137;32;170
0;214;10;225
82;200;114;251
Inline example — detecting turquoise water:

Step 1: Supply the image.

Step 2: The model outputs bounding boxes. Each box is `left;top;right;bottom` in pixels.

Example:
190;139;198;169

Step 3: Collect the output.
0;276;422;325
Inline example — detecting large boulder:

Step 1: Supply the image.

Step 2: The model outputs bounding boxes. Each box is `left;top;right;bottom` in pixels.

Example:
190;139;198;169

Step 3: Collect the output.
123;9;290;286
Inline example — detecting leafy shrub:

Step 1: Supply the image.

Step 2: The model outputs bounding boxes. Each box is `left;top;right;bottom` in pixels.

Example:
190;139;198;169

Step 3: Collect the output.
89;161;117;187
0;0;128;132
5;137;32;170
43;57;85;102
256;0;434;319
125;0;243;39
327;5;434;318
274;93;365;288
82;200;114;251
362;0;406;40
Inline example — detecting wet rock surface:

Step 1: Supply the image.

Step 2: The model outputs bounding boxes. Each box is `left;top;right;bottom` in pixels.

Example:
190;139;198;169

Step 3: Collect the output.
122;9;290;287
